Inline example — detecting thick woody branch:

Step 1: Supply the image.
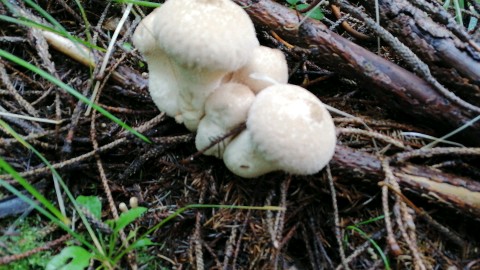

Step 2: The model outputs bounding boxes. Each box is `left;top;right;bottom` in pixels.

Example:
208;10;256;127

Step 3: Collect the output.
234;0;480;145
332;146;480;217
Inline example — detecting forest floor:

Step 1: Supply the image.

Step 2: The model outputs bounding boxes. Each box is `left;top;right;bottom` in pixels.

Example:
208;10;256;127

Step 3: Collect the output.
0;0;479;269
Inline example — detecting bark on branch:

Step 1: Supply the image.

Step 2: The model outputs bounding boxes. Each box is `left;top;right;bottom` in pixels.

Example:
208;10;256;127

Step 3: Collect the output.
234;0;480;145
332;146;480;218
365;0;480;104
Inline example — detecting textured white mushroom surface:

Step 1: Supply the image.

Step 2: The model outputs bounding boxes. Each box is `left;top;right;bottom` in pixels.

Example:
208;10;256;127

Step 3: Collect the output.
132;0;259;131
150;0;259;71
231;46;289;94
223;84;337;178
195;83;255;158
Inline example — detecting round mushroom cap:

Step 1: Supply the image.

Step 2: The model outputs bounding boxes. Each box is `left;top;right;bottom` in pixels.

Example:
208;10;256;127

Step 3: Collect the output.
195;83;255;157
151;0;259;71
231;46;289;93
203;83;255;129
247;84;336;175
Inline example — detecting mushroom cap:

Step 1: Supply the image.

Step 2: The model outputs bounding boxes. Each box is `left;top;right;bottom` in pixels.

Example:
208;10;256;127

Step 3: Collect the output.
223;84;336;178
246;84;336;175
149;0;259;71
195;83;255;157
231;46;289;93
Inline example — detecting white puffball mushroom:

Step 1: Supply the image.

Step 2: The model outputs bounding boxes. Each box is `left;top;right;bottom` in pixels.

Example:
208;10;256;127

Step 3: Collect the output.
129;197;138;209
119;202;129;213
231;46;289;94
195;83;255;158
223;84;336;178
132;0;259;131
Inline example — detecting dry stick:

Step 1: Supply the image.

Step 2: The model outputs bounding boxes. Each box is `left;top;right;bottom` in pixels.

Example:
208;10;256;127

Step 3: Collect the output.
231;210;252;269
0;63;39;118
380;164;402;257
394;147;480;162
30;25;69;217
0;107;44;136
384;155;431;270
333;0;480;115
392;199;426;270
234;0;480;144
327;165;351;270
62;78;94;154
381;182;466;247
335;229;386;270
180;123;246;164
337;127;408;149
85;3;133;116
55;0;83;22
92;1;112;46
330;4;371;40
0;118;84;146
90;108;136;270
0;234;71;265
202;242;222;269
193;176;207;270
384;158;418;245
0;113;165;180
381;148;473;269
222;219;238;268
270;177;289;268
29;26;61;120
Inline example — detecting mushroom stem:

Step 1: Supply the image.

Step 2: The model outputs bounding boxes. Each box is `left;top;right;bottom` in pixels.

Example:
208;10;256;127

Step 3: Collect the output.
223;131;276;178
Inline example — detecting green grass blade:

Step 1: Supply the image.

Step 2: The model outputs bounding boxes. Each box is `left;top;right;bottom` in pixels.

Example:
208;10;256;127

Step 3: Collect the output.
23;0;69;33
0;172;94;250
72;0;93;43
113;0;161;7
347;226;390;269
352;215;385;227
1;118;110;255
0;49;150;143
0;15;104;52
0;120;68;223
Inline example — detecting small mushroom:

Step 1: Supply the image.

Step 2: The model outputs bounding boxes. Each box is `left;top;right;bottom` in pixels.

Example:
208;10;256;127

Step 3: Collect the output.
132;0;259;131
195;83;255;158
119;202;129;213
223;84;336;178
231;46;289;94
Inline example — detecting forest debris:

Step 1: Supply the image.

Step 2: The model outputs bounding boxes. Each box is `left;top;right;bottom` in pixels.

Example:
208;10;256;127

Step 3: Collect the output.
364;0;480;103
233;0;480;145
332;145;480;217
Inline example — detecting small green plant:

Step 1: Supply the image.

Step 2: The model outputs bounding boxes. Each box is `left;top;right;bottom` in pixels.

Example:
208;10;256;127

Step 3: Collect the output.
45;196;152;269
286;0;324;20
343;215;391;270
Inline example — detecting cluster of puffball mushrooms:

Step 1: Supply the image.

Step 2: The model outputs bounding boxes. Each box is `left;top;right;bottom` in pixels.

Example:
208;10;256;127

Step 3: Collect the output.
132;0;337;178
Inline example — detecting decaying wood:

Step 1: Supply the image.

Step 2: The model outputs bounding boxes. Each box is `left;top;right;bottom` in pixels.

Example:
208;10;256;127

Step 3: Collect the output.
332;146;480;217
363;0;480;104
233;0;480;146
